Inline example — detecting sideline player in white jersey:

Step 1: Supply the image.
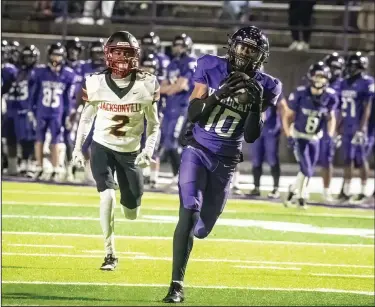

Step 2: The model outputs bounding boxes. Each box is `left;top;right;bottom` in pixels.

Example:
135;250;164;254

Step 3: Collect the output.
72;31;160;270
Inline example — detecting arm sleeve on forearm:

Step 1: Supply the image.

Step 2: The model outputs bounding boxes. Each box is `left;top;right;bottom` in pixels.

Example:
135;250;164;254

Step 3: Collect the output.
188;95;218;123
244;111;263;143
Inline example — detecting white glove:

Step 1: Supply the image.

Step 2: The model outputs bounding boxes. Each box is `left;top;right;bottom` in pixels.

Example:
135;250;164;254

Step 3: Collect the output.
135;150;154;168
334;135;342;148
27;111;36;129
351;131;366;145
72;149;85;168
65;115;73;131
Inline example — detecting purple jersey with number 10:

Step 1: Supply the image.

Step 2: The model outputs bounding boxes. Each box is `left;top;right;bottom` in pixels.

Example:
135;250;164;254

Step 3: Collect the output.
192;54;282;159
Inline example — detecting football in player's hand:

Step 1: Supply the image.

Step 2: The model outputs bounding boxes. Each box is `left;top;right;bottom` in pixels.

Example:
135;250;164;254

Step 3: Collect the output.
234;88;251;105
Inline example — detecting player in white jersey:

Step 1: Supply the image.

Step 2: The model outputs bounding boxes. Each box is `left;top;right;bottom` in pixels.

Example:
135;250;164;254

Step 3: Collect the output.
72;31;160;270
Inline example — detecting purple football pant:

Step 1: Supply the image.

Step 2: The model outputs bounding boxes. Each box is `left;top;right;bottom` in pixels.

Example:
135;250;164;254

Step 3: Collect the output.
317;135;334;168
36;116;62;144
178;145;235;239
251;132;280;167
366;135;375;158
159;115;185;150
293;138;319;178
342;134;367;168
4;113;35;144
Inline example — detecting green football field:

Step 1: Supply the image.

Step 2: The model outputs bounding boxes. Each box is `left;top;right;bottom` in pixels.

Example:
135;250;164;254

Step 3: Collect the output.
1;181;374;306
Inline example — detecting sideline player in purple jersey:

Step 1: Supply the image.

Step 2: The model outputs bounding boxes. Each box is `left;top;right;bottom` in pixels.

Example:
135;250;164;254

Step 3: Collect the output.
5;45;40;176
247;93;287;199
140;32;170;82
368;96;375;198
162;26;281;303
62;38;85;180
159;34;196;187
7;40;22;67
72;40;106;183
284;62;339;208
139;54;164;188
29;42;76;181
2;40;19;174
337;52;374;202
318;52;345;201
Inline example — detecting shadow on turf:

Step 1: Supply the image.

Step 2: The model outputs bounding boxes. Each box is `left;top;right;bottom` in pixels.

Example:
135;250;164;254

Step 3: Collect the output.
3;291;166;304
3;293;114;302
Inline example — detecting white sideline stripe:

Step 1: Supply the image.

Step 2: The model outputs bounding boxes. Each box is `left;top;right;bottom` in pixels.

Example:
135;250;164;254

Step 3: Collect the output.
2;201;237;213
3;231;373;248
2;201;372;219
2;252;373;269
3;189;178;200
2;281;373;296
8;244;73;249
235;265;301;271
82;250;145;255
2;214;172;224
310;273;375;279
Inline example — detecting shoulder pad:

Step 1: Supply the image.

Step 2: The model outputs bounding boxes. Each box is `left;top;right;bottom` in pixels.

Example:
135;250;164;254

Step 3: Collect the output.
196;54;220;70
64;66;74;73
297;86;306;91
326;87;336;94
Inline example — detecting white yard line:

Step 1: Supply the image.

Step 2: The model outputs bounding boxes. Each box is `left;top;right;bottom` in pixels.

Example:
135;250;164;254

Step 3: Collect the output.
2;231;373;248
1;280;373;296
2;252;373;269
82;250;145;255
310;273;375;279
234;265;301;271
2;201;238;213
8;244;73;249
2;200;372;218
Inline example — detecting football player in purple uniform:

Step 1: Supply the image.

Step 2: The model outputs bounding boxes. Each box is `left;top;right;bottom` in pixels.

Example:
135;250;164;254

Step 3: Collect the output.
5;45;40;176
318;52;345;201
63;37;85;180
284;62;339;208
337;52;374;202
140;32;170;82
159;34;196;189
29;42;76;181
162;26;281;303
2;39;19;174
73;39;106;183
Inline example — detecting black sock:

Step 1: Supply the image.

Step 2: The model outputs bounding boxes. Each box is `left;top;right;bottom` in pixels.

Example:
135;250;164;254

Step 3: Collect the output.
270;164;280;189
20;140;34;160
65;138;73;162
253;166;262;188
169;149;181;176
172;207;199;281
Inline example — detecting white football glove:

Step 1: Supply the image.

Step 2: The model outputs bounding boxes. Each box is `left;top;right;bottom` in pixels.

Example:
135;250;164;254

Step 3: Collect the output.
334;134;342;148
72;149;85;168
65;116;73;131
351;131;366;145
135;150;154;168
27;111;36;129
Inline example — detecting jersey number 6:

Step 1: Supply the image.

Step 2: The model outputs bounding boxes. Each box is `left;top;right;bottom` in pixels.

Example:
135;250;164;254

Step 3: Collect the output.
110;115;129;137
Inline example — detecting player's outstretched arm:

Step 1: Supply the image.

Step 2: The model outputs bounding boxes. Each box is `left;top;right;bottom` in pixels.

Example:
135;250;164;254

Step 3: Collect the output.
327;110;336;138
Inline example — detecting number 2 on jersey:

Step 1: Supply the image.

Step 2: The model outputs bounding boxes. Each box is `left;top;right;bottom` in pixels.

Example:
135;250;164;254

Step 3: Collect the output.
204;105;242;138
110;115;129;137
